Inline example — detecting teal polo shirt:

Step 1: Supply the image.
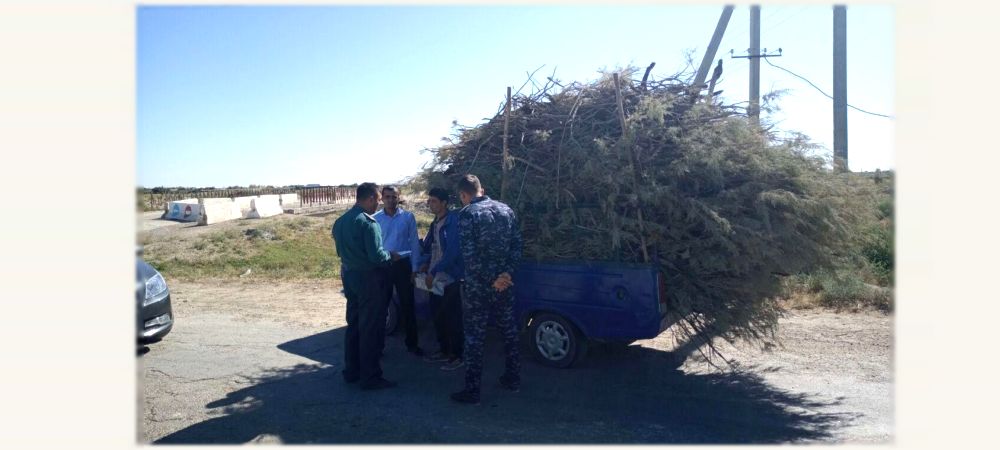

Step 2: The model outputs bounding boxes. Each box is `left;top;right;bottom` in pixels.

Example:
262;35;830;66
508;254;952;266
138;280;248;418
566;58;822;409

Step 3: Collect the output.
332;205;392;271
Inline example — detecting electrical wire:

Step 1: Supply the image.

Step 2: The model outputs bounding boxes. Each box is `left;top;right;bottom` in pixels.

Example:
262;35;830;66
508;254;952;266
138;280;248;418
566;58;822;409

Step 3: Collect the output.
762;56;893;119
762;6;811;36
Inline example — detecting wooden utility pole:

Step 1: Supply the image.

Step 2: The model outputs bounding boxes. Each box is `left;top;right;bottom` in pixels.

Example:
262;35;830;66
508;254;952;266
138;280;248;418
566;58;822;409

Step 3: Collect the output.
693;5;735;89
501;86;511;200
749;5;761;126
833;5;848;172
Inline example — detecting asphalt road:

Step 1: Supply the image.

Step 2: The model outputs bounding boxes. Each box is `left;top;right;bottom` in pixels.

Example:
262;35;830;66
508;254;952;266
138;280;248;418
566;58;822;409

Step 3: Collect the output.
139;281;892;444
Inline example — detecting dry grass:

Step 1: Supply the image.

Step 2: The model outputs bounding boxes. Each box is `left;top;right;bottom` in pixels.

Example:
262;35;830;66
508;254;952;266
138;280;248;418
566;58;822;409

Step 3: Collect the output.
143;209;436;282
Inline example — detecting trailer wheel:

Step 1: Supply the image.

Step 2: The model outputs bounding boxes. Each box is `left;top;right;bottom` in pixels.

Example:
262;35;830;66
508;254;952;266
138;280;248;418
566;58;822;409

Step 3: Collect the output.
529;313;587;368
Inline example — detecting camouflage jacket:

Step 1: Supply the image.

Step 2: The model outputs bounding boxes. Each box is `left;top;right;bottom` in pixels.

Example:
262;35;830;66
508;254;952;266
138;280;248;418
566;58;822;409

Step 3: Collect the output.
458;195;522;283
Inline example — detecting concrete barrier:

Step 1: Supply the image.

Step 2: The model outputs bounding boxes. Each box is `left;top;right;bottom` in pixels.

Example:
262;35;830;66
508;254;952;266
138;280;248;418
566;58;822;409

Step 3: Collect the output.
248;197;283;219
233;196;258;217
200;197;234;205
165;200;202;222
198;198;242;225
258;194;281;205
279;193;299;206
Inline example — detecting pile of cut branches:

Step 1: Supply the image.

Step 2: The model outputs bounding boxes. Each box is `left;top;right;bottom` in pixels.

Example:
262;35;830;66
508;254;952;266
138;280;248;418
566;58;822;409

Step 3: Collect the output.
423;65;870;353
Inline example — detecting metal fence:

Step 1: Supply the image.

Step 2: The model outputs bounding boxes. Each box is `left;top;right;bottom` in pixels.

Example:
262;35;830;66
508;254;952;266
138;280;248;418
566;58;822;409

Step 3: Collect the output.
298;186;356;207
141;186;355;211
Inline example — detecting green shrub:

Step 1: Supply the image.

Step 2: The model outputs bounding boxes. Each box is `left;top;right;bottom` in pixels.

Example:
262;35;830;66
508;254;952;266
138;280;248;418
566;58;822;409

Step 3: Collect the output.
861;224;894;286
816;269;892;312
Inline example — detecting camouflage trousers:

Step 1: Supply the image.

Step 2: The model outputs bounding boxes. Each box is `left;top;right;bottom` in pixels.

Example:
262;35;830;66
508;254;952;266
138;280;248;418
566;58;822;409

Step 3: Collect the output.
461;279;521;393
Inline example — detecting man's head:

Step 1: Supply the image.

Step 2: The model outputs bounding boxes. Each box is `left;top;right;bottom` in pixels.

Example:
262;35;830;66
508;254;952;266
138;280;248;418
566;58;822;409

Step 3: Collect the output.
427;187;450;216
381;185;399;212
456;174;484;206
356;182;381;215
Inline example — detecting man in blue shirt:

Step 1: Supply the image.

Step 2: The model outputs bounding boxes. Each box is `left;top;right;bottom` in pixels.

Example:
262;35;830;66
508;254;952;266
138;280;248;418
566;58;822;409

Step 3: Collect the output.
331;182;395;390
373;185;424;355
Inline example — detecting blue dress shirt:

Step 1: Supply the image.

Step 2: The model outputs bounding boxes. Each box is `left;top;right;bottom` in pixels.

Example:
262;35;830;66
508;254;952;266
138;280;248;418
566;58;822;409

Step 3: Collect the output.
373;207;422;271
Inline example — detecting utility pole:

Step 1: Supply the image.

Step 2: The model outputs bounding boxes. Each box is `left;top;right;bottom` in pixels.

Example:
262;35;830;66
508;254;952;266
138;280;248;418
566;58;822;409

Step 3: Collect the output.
749;5;761;126
833;5;848;172
694;5;735;89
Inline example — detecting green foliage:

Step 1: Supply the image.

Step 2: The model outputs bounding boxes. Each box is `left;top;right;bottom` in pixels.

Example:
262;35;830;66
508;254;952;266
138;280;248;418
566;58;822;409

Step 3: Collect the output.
423;66;877;346
414;210;434;237
817;270;893;312
861;223;894;286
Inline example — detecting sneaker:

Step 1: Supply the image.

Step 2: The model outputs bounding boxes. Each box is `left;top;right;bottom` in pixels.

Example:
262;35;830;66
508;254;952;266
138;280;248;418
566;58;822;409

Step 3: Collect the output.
498;374;520;392
441;358;465;371
423;351;451;363
360;378;398;391
450;389;480;404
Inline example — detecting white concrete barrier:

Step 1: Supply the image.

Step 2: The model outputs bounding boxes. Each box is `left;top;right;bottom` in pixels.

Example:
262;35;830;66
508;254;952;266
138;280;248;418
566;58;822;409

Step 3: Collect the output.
258;194;281;204
279;193;299;206
200;197;234;205
165;200;202;222
233;196;258;217
248;197;283;219
198;198;242;225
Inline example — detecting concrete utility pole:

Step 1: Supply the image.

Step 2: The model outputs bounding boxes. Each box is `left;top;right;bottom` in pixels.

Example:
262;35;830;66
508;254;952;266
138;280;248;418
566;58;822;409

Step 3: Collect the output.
833;5;848;172
749;5;761;126
694;5;735;89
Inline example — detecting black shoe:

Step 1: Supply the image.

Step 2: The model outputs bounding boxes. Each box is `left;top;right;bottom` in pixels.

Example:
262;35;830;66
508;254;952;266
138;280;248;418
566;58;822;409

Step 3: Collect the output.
498;374;520;392
360;378;397;391
450;389;480;404
423;351;451;363
407;347;425;357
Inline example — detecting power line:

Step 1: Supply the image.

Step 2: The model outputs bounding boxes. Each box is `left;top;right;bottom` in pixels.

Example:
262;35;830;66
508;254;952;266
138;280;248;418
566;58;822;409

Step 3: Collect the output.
762;6;811;36
762;56;893;119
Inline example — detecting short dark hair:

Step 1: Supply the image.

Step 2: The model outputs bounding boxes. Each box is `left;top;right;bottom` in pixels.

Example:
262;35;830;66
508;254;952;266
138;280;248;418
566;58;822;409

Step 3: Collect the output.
356;182;379;201
428;187;450;202
381;185;398;195
457;174;482;196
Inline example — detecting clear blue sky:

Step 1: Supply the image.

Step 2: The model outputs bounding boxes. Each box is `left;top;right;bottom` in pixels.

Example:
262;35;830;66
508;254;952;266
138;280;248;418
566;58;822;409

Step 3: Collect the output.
137;5;893;188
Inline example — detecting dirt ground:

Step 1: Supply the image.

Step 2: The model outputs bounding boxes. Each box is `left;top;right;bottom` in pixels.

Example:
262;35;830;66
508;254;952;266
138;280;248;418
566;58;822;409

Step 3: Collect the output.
137;212;892;444
139;277;892;444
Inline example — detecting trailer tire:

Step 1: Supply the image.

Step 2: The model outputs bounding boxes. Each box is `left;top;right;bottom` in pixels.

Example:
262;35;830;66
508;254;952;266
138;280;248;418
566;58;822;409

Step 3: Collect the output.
529;313;587;368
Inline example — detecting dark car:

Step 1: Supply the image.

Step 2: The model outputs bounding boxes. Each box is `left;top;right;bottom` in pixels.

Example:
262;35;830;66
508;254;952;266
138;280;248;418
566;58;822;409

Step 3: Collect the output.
136;248;173;343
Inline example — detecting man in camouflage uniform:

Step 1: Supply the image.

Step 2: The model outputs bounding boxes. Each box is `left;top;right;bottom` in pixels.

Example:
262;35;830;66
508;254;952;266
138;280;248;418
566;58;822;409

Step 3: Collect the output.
331;182;396;390
451;174;523;404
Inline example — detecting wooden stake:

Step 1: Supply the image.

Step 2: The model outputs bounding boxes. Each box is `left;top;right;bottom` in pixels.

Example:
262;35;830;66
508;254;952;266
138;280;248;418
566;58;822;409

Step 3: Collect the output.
502;86;511;201
613;73;650;263
640;62;655;92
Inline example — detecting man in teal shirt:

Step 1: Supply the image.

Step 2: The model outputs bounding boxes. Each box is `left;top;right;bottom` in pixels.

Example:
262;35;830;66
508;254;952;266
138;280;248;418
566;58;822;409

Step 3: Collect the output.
332;182;395;390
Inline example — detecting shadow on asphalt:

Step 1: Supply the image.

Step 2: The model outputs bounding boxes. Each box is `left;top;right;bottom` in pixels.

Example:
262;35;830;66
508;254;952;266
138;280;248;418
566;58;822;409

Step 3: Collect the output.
155;326;855;444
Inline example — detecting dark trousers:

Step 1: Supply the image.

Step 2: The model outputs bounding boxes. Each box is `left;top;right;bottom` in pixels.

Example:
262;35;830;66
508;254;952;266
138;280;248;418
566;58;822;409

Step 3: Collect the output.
430;282;463;358
462;279;521;393
342;268;389;386
386;258;419;350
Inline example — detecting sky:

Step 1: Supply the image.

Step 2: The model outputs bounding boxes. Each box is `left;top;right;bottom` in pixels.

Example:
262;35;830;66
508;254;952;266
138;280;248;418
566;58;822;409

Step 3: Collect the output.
137;4;893;188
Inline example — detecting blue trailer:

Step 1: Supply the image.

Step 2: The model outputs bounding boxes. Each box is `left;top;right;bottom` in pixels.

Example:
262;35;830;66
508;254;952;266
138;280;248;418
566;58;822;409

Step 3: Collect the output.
388;260;674;368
